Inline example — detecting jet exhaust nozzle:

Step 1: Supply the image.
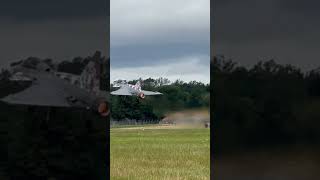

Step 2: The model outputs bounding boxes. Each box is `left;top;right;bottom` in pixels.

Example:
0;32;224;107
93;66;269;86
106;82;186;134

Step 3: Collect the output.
138;92;145;99
98;101;109;117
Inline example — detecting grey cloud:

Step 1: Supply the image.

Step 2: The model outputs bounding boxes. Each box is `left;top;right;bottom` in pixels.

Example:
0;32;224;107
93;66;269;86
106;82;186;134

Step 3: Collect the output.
109;0;210;83
1;0;109;21
111;0;209;47
212;0;320;70
279;0;320;16
111;43;209;68
0;1;109;69
111;0;210;71
0;18;109;68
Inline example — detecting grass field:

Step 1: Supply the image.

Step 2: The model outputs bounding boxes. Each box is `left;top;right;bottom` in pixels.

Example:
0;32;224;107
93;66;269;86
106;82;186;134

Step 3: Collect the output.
110;125;210;180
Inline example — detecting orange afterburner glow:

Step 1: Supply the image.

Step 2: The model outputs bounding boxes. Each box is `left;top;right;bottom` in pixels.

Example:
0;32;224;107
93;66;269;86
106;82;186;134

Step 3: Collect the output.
98;101;109;117
138;92;145;99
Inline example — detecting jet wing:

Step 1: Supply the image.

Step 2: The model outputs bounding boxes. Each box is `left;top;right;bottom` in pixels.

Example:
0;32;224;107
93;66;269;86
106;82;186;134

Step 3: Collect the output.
141;90;162;96
1;71;100;108
110;86;133;96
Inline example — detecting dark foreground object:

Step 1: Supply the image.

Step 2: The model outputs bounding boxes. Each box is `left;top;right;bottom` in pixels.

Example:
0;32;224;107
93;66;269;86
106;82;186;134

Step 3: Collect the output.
2;105;107;180
214;147;320;180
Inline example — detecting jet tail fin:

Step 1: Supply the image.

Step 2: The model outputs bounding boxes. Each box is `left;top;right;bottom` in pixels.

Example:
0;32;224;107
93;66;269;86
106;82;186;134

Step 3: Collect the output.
79;60;100;93
79;55;110;101
79;51;109;95
134;81;142;91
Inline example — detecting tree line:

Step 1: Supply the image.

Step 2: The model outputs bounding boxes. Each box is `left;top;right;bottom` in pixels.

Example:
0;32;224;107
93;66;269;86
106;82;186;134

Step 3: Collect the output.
0;52;109;179
110;78;210;122
211;56;320;153
0;52;210;178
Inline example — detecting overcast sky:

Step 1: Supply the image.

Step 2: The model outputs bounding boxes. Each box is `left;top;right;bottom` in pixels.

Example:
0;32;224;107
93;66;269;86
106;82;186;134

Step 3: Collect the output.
110;0;210;83
2;0;316;82
0;0;109;69
213;0;320;71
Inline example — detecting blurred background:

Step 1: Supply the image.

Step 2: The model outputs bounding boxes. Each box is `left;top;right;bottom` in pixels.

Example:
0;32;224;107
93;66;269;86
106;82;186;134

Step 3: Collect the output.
110;78;210;127
212;0;320;179
0;0;109;179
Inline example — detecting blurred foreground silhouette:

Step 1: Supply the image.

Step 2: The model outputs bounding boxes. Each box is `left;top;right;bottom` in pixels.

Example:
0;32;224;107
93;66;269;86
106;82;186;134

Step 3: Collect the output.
211;56;320;179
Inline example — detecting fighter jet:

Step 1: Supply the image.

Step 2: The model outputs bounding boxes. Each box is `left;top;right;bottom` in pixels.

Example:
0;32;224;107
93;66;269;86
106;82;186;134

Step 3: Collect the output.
0;56;110;117
111;81;162;99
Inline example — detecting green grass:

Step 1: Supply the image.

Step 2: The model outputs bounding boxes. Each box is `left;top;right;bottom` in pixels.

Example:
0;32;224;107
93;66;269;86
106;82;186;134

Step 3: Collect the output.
110;126;210;180
111;124;157;129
